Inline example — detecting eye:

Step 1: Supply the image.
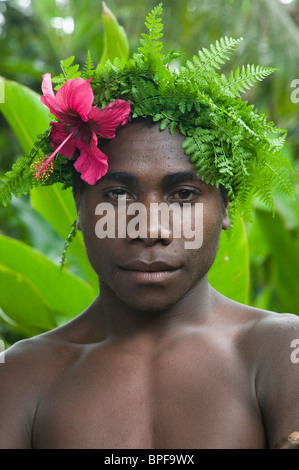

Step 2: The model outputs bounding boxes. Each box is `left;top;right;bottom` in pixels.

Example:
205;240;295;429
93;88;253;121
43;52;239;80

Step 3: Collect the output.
105;188;134;201
170;188;200;201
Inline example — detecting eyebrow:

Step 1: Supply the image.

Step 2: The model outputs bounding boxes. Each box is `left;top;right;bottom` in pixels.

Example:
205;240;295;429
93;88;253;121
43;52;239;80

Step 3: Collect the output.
102;172;137;185
101;170;201;187
162;171;201;186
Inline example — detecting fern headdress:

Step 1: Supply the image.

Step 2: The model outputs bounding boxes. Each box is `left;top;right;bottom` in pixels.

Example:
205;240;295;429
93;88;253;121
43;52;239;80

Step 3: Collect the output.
0;3;293;222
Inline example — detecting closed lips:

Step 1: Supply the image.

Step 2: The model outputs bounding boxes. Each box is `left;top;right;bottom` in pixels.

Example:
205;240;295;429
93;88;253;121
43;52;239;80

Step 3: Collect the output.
120;260;179;272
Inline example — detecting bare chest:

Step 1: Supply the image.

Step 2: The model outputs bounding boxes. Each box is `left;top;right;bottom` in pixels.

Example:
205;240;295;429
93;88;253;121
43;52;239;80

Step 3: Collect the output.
32;340;266;449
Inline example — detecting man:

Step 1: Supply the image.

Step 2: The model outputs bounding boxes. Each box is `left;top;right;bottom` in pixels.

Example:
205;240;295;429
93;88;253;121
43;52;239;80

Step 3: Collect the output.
0;119;299;449
0;5;298;449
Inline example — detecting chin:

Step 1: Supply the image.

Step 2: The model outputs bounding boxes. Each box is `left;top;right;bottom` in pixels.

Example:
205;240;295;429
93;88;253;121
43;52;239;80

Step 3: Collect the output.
116;289;186;315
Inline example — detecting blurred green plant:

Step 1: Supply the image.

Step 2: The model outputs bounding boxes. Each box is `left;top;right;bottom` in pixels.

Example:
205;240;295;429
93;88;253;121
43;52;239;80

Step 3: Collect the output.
248;189;299;314
0;3;128;344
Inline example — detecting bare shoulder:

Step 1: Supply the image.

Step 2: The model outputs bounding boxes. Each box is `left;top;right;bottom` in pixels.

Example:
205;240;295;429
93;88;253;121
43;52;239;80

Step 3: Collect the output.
242;305;299;358
214;290;299;349
0;333;58;448
235;304;299;448
216;296;299;448
215;292;299;375
0;328;75;407
218;290;299;351
0;306;103;402
2;329;68;369
1;314;90;378
243;306;299;383
0;316;90;448
252;307;299;333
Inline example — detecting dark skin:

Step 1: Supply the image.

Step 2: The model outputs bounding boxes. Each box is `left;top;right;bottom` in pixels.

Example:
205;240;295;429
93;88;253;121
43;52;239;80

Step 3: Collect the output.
0;121;299;449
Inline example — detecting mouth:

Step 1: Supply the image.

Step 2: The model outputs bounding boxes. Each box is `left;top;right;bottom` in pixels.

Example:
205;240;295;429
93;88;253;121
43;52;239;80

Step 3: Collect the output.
119;260;181;283
121;260;179;271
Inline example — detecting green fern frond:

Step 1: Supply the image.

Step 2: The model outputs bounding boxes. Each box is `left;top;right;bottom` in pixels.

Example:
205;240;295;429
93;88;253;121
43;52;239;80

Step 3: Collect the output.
0;131;49;206
264;161;294;199
52;56;81;90
223;64;278;96
59;220;78;271
82;50;95;79
163;49;182;65
189;37;243;78
60;56;76;70
60;56;81;79
138;3;164;58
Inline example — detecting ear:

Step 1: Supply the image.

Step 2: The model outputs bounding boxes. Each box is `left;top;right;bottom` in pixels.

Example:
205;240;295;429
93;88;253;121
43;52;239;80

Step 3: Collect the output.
73;186;82;231
222;198;230;231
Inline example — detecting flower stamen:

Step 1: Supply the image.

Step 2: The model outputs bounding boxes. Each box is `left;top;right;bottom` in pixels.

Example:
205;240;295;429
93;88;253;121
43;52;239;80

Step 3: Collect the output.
33;125;80;180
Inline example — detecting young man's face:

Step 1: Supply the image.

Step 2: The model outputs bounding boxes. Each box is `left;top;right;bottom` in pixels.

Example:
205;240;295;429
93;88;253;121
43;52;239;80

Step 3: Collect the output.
75;121;229;312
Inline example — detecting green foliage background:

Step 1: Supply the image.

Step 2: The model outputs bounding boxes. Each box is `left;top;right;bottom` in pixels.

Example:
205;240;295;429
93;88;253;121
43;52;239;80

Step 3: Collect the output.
0;0;298;346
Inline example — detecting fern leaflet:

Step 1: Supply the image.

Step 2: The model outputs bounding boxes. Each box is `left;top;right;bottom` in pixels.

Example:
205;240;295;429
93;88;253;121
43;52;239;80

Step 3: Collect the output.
82;50;95;79
189;37;243;79
138;3;164;57
52;56;81;90
223;64;278;96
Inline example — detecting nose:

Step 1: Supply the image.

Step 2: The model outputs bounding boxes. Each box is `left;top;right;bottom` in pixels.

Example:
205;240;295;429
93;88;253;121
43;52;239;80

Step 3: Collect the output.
126;196;174;246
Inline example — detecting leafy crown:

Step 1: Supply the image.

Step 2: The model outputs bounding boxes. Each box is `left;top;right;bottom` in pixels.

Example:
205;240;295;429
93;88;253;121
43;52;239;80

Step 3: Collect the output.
0;3;294;222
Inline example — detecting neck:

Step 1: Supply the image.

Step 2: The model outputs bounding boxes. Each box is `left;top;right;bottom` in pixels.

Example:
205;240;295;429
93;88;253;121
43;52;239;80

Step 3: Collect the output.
96;275;214;345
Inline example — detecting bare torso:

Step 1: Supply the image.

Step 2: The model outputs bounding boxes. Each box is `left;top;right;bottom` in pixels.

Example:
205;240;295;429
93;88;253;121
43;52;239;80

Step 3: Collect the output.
32;326;264;449
2;290;280;449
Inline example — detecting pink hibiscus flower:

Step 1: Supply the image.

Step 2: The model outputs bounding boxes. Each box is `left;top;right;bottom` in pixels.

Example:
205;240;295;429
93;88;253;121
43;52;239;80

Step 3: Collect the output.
36;73;131;185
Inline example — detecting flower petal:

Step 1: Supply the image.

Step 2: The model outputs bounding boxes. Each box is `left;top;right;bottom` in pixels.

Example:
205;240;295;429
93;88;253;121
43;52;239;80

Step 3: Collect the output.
88;99;131;139
55;78;94;123
41;73;55;99
49;123;77;159
74;139;108;185
40;73;66;120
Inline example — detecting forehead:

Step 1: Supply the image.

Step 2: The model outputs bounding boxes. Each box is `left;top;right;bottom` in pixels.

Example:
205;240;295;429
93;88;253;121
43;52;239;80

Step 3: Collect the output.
101;121;194;177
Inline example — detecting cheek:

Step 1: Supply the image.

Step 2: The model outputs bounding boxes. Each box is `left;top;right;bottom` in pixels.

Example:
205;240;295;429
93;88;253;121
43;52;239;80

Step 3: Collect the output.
79;199;128;281
186;202;224;279
79;199;108;275
202;197;225;237
81;228;122;281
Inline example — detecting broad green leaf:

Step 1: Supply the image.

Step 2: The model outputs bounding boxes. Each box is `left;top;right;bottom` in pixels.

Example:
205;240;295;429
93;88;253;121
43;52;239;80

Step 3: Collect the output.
251;286;273;310
209;217;250;304
0;264;56;333
0;234;96;318
30;185;98;289
246;211;271;266
254;209;299;314
0;77;49;153
29;185;77;240
97;2;129;70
